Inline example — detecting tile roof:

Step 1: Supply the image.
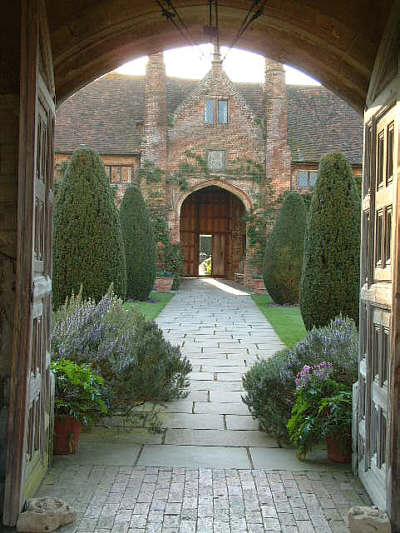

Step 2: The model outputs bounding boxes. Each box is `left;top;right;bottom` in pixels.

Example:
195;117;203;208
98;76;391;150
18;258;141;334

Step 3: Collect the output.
55;73;362;165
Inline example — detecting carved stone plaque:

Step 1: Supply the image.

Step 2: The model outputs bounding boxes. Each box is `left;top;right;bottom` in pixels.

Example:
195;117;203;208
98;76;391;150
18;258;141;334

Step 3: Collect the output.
207;150;226;171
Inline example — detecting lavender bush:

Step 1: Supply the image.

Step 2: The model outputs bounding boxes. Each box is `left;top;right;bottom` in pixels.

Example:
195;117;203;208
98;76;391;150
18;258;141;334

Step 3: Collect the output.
51;287;191;416
242;316;358;445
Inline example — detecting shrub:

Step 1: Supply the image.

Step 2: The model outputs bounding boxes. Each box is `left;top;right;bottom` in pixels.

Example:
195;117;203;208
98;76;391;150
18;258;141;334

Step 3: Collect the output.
242;349;294;446
52;147;126;309
51;287;191;416
51;359;108;425
120;186;157;300
263;192;306;304
242;316;358;445
300;152;361;330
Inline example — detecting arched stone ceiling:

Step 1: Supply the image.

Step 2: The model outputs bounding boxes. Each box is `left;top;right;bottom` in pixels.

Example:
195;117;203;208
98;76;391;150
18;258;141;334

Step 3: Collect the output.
46;0;393;111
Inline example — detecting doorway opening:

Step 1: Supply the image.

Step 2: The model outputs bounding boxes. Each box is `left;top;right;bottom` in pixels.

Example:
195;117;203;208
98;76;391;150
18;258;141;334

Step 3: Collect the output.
199;235;212;276
180;186;246;278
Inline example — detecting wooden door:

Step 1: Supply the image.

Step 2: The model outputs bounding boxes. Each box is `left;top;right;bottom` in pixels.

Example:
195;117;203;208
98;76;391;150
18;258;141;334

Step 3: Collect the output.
212;234;226;277
180;195;198;276
3;0;55;524
357;104;397;511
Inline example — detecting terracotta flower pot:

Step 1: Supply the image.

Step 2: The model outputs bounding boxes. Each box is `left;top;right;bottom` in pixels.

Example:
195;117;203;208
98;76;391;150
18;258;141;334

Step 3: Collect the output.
251;278;266;294
155;277;174;293
326;434;352;463
54;416;82;455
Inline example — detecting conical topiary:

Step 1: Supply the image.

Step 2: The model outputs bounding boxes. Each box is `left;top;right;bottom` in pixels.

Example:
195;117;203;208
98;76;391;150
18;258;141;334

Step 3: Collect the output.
300;152;361;330
52;147;126;309
120;185;157;300
263;192;306;304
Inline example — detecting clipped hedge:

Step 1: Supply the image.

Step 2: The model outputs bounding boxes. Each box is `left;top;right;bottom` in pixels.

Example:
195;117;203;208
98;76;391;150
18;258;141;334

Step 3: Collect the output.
52;147;126;309
300;152;361;330
263;192;306;304
120;186;156;300
242;316;358;445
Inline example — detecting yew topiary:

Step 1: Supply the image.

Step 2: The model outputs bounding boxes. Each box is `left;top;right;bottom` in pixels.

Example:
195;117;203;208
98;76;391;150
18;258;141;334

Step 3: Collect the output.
300;152;361;330
52;147;126;309
263;192;306;304
120;185;156;300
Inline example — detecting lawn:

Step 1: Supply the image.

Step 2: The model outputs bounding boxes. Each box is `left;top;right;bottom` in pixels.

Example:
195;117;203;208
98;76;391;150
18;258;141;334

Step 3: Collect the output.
252;293;307;348
123;292;174;321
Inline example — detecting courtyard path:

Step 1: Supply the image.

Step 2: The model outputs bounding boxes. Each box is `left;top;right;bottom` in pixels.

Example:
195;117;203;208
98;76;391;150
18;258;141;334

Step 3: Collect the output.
37;278;369;532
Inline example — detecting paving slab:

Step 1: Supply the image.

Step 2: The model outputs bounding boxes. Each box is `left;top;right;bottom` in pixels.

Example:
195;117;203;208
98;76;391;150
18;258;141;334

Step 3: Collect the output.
194;402;250;415
138;445;251;468
164;429;277;447
155;413;224;430
250;448;351;471
226;415;259;430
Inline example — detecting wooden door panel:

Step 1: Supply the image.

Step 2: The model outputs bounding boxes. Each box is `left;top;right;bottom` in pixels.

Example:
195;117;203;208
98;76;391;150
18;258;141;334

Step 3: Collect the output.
357;105;396;511
212;234;226;277
3;0;54;524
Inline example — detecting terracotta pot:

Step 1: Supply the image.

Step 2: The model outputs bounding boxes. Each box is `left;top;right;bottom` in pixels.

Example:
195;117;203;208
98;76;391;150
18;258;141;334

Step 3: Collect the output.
54;416;82;455
326;434;352;463
251;278;266;294
155;277;174;293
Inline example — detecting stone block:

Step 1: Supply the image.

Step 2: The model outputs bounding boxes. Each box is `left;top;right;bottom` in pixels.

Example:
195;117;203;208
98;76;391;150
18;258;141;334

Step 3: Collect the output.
348;506;391;533
17;497;77;532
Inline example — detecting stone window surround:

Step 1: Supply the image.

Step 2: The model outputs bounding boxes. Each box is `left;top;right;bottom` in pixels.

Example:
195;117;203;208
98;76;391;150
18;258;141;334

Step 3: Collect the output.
204;97;229;125
206;149;227;171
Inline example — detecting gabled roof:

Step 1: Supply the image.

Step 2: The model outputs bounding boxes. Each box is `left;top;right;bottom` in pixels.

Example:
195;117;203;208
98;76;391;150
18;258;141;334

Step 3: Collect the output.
55;72;363;165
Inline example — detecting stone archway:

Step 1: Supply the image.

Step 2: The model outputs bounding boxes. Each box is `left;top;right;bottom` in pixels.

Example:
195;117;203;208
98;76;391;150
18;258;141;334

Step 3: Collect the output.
179;185;247;279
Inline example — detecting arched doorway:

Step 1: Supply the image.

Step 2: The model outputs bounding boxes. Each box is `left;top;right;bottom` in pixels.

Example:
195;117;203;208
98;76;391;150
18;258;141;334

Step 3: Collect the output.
180;186;246;278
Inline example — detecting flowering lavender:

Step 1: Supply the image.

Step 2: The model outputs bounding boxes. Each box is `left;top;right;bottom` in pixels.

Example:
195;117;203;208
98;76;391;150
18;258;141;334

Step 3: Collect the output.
295;361;334;389
51;286;191;414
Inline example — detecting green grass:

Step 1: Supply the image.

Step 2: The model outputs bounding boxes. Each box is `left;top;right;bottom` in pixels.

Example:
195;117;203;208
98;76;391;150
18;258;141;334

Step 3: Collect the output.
252;293;307;348
123;292;174;321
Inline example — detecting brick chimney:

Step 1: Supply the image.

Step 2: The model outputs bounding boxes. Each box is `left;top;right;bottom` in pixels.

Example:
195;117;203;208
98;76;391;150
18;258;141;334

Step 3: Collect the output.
142;53;167;167
264;58;291;195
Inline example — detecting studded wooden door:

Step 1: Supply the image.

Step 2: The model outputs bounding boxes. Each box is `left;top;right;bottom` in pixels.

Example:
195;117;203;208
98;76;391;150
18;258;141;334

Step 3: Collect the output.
3;0;55;525
357;103;397;511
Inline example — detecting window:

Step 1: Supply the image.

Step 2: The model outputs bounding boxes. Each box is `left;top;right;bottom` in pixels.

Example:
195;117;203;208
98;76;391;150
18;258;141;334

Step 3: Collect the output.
104;165;134;184
218;100;228;124
377;130;384;188
204;99;215;124
386;122;394;184
207;150;226;171
204;98;228;124
297;170;318;188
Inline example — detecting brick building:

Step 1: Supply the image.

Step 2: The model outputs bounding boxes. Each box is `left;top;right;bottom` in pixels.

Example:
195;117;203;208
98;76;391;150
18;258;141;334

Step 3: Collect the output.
55;49;362;280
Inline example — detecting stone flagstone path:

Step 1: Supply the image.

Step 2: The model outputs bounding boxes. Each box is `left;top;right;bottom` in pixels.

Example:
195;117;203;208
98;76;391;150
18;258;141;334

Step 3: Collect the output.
37;278;370;532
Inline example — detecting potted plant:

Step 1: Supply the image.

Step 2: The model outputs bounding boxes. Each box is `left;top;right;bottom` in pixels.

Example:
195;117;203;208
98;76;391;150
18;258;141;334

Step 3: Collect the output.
51;359;108;454
155;270;174;292
287;362;352;462
319;390;352;463
249;275;266;294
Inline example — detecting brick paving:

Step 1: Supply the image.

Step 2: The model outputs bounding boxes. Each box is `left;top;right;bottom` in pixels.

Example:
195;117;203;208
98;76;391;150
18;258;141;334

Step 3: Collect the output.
37;278;370;531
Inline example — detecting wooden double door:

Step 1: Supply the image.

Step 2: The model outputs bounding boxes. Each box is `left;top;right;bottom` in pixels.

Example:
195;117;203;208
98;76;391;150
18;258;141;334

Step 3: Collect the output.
3;0;55;524
180;186;245;278
357;96;399;521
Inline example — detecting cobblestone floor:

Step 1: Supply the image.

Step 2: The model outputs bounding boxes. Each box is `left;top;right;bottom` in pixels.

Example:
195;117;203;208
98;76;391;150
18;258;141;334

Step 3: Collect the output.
36;279;370;531
39;465;369;533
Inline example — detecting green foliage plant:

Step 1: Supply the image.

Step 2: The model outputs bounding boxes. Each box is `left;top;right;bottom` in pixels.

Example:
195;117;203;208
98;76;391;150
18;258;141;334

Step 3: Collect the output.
51;359;107;426
263;192;306;304
120;186;157;300
52;147;126;309
300;152;361;330
51;287;192;420
242;315;358;445
287;362;352;458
